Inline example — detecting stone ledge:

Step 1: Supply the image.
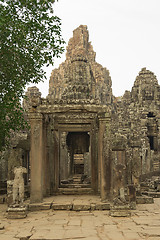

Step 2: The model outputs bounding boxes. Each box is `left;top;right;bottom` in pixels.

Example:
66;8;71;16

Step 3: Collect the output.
110;204;131;217
28;202;111;212
52;203;73;210
110;210;131;217
147;192;160;198
28;203;51;211
7;206;27;219
136;195;154;204
72;204;91;211
95;202;110;210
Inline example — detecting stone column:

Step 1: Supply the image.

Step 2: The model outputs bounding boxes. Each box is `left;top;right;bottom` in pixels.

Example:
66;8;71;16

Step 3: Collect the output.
128;184;136;209
29;113;44;203
98;113;112;201
91;127;98;193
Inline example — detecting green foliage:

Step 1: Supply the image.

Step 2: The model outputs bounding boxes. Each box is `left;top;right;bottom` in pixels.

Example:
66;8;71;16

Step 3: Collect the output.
0;0;65;150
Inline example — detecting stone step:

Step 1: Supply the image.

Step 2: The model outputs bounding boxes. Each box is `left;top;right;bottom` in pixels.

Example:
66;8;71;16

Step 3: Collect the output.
73;177;82;181
58;187;94;195
153;162;159;171
147;191;160;198
28;201;110;212
7;206;27;219
136;195;154;204
74;154;84;158
60;183;91;188
72;175;83;183
73;174;82;178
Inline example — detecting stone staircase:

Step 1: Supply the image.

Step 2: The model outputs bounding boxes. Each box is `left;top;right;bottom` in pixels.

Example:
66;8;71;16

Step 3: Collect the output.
73;154;84;174
153;160;160;171
59;153;92;194
72;174;82;184
59;173;92;194
58;187;93;195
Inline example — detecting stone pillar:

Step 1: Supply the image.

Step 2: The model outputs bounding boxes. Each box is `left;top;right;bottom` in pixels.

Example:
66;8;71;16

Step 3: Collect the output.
128;184;136;209
91;128;98;193
29;113;44;203
60;132;68;181
98;113;112;201
43;120;50;197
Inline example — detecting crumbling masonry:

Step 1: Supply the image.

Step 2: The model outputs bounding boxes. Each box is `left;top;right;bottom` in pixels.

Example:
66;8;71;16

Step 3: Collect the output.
1;25;160;204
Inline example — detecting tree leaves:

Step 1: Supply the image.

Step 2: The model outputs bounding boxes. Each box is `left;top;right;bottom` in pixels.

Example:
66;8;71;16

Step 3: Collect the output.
0;0;65;150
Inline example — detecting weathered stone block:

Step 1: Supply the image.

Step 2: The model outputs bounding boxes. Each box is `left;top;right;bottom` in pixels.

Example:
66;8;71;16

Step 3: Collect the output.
7;206;27;219
110;204;131;217
110;210;131;217
52;203;72;210
148;192;160;198
29;203;51;211
73;204;91;211
7;180;13;205
90;203;96;211
95;202;110;210
136;196;154;204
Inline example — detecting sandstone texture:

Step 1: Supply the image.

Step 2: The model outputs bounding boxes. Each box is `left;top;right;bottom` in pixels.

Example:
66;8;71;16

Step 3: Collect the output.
1;25;160;208
0;197;160;240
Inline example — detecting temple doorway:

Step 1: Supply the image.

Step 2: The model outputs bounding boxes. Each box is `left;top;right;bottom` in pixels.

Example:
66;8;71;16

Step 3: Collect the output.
59;132;91;187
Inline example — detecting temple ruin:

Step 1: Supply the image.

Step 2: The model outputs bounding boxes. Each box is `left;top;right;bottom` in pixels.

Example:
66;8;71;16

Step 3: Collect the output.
1;25;160;206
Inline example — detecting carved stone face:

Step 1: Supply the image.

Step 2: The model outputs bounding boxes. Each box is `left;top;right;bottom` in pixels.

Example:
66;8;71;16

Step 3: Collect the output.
142;86;154;100
23;87;41;109
29;94;41;107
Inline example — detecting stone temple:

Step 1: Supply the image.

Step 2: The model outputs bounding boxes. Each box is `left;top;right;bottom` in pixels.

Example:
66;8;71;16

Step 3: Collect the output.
1;25;160;205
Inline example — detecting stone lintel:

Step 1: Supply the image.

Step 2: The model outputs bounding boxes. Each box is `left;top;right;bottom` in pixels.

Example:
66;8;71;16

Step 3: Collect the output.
28;112;44;121
38;104;108;114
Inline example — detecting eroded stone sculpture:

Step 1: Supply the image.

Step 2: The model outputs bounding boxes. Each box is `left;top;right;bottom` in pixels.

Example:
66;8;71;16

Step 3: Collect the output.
113;164;126;204
13;166;27;205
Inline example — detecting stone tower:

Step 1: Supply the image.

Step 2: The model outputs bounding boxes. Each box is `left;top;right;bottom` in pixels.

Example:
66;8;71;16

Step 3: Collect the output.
2;25;160;206
49;25;112;105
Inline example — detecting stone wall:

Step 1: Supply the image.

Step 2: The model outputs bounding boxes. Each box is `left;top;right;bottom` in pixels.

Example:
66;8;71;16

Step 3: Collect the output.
112;67;160;190
1;25;160;202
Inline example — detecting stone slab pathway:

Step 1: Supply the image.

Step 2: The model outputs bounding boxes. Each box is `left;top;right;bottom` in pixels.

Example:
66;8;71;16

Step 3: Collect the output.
0;196;160;240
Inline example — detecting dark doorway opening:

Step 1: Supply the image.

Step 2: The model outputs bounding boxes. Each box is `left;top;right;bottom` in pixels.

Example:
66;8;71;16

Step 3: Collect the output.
59;131;91;188
66;132;90;176
148;136;154;150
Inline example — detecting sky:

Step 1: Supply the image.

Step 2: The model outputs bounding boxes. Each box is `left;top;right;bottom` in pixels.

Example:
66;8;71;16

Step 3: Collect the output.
27;0;160;97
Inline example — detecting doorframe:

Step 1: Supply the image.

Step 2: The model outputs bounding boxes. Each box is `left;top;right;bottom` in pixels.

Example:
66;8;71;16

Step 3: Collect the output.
54;123;98;194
